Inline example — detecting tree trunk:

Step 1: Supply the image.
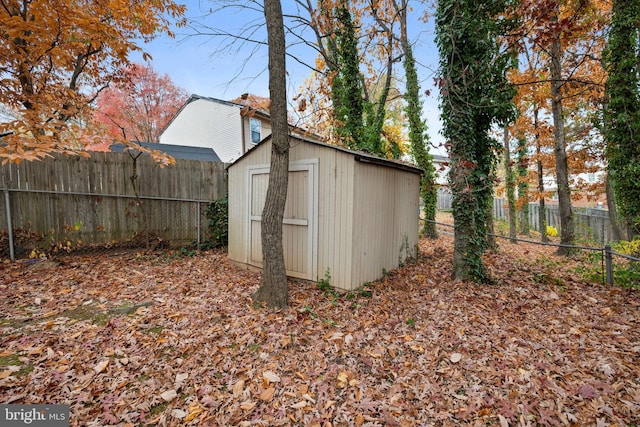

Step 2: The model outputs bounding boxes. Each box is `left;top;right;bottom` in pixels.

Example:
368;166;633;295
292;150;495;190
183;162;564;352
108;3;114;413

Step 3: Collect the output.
550;31;574;255
452;188;476;280
516;137;530;235
538;162;548;243
534;109;548;243
504;127;517;241
487;203;498;251
252;0;289;309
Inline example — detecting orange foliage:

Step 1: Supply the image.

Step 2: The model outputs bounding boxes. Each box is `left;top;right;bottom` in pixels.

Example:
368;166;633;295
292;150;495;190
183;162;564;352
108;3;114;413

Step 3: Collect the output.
292;0;407;152
509;0;610;201
93;63;188;144
229;93;272;112
0;0;185;164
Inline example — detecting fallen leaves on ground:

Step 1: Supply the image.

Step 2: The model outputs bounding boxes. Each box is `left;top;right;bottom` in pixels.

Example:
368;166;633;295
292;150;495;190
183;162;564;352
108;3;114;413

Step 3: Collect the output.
1;236;639;426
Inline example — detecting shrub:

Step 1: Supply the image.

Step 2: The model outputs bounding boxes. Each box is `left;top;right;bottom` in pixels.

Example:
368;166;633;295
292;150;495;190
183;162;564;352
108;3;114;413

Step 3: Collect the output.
546;225;558;237
611;238;640;257
611;238;640;289
205;197;228;248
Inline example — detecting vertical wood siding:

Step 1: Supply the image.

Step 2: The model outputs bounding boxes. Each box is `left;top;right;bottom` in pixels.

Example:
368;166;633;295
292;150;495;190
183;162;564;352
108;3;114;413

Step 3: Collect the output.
227;137;419;291
351;162;420;287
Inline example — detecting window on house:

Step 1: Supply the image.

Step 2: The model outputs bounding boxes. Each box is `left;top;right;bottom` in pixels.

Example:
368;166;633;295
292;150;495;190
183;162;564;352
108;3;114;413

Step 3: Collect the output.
250;118;261;144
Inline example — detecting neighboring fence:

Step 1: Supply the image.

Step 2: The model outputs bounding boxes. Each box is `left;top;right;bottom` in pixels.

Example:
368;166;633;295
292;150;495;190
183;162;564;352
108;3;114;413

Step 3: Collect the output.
1;152;228;259
430;219;639;287
492;197;612;244
437;189;613;244
437;187;452;210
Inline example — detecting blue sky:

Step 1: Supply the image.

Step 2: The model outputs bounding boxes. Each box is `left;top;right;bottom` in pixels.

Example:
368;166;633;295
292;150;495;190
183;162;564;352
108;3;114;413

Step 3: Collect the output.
132;1;445;154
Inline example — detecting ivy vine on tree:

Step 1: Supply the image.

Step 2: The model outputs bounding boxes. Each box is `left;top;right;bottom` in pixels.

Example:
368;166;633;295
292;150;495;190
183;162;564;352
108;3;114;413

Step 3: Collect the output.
332;3;367;152
402;38;438;238
604;0;640;237
435;0;518;282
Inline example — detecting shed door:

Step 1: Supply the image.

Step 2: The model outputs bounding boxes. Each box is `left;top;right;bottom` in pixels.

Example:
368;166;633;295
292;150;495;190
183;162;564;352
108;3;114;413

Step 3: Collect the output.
247;160;318;280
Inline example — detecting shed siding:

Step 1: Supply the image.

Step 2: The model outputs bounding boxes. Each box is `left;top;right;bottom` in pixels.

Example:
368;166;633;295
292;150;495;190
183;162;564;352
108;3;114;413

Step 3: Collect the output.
288;143;355;289
227;161;247;263
334;150;355;289
246;166;315;279
351;161;420;286
160;99;243;162
228;136;419;291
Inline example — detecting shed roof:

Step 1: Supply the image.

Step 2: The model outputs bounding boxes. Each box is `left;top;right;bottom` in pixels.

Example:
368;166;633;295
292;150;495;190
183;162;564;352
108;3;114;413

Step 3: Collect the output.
111;142;221;162
229;134;422;175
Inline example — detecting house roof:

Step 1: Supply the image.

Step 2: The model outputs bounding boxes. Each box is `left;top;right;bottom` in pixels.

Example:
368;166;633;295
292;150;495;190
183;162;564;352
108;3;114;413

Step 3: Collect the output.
432;154;449;163
110;142;221;162
229;134;422;175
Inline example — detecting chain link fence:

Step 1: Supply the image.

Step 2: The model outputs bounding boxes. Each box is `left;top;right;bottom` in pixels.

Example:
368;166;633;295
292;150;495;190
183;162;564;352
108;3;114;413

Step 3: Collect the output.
1;152;227;260
1;188;215;260
437;189;615;245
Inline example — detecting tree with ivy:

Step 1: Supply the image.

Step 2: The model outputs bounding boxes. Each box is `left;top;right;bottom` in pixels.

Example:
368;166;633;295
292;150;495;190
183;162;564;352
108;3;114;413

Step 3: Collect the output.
435;0;517;282
604;0;640;237
332;3;367;151
403;39;438;238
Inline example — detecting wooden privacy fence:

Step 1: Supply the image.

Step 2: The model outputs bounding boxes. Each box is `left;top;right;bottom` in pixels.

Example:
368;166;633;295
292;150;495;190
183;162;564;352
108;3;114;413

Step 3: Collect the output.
492;197;612;244
1;152;227;258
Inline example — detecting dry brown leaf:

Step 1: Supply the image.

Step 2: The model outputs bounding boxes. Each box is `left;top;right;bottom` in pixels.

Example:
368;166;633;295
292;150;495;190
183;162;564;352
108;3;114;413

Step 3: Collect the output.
291;400;307;409
233;379;245;397
160;390;178;402
93;359;109;374
183;404;205;422
263;370;280;384
239;400;256;411
171;408;187;419
175;372;188;389
337;371;348;388
259;387;275;401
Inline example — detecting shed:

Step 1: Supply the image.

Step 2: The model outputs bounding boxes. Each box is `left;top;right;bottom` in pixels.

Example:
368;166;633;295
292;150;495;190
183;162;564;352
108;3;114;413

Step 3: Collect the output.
227;135;421;291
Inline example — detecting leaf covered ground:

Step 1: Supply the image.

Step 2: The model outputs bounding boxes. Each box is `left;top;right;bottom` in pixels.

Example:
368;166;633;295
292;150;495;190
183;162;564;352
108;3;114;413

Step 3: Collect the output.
1;236;639;426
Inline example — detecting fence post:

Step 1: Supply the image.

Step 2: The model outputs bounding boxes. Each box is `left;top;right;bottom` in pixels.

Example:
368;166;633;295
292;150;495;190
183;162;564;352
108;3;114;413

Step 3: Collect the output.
605;244;613;285
196;202;201;249
4;189;14;262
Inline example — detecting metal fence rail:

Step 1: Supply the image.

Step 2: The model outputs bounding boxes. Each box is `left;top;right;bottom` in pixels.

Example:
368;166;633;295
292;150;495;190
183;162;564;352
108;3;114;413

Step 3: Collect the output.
437;190;614;244
428;219;639;287
1;188;213;261
0;152;228;261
